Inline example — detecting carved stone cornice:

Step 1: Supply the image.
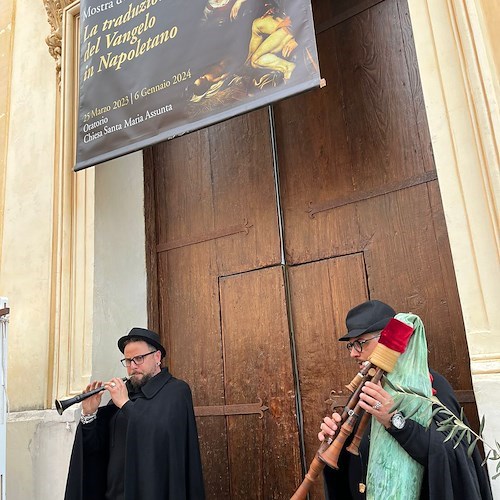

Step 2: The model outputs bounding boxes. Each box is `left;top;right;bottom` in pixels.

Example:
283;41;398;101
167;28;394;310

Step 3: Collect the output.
43;0;75;86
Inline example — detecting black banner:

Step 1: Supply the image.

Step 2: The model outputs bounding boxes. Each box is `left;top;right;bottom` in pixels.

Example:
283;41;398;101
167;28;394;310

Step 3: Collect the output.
75;0;320;171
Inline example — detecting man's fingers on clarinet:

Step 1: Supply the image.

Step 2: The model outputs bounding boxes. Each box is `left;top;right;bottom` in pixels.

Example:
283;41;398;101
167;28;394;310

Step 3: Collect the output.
85;381;102;394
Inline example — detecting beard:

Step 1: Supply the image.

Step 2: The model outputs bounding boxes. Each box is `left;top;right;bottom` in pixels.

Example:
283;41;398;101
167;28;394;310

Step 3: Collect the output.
129;372;154;390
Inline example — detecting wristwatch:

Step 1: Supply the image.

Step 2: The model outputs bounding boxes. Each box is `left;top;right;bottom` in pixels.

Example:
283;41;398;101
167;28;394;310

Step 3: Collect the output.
390;411;406;430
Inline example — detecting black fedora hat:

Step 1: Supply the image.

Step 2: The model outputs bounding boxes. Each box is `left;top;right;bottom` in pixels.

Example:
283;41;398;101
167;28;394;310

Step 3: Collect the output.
118;327;166;358
339;300;396;341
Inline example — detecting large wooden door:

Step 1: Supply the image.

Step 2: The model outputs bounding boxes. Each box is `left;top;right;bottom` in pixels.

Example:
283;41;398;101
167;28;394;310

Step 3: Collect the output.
144;0;478;498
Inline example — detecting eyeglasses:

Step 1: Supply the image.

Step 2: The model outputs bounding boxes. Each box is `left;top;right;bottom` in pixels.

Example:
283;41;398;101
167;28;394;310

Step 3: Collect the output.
346;334;381;353
120;350;157;367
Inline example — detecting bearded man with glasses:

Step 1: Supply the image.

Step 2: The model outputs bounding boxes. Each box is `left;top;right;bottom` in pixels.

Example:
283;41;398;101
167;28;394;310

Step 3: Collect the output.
64;328;205;500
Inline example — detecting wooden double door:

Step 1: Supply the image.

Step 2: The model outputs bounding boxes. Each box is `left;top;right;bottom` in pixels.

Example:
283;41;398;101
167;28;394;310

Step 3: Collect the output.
144;0;476;498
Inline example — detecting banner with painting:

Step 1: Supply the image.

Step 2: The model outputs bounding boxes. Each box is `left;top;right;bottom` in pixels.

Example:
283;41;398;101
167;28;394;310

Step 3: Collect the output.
75;0;320;171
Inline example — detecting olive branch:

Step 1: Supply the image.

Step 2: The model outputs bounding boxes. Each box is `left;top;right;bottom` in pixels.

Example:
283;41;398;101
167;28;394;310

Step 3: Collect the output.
383;377;500;480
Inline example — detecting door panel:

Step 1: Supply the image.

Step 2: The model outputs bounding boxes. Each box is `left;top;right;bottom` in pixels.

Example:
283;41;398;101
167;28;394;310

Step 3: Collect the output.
220;267;302;498
274;0;434;265
158;246;230;497
288;254;368;498
152;108;281;278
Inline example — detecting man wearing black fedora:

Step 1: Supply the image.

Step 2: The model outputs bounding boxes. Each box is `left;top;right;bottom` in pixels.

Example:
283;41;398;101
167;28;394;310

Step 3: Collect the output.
318;300;492;500
64;327;205;500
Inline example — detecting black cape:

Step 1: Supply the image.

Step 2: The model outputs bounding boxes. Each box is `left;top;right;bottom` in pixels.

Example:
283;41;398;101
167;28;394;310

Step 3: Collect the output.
64;368;205;500
324;370;492;500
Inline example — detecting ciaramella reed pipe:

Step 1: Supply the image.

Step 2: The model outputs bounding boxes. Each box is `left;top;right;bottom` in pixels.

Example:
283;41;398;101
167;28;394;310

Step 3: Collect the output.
55;377;128;415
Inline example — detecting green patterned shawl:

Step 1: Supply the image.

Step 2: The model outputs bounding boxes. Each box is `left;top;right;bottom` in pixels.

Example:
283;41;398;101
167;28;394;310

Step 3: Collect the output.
366;313;432;499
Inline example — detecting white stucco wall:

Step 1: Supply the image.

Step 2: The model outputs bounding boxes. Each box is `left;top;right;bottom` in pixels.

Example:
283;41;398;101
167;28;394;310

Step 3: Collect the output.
1;0;56;412
92;151;148;383
2;1;64;496
7;408;78;500
3;2;72;497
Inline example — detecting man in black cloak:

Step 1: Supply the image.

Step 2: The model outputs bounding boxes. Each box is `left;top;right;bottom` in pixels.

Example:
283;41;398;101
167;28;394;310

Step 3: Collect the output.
318;300;492;500
64;327;205;500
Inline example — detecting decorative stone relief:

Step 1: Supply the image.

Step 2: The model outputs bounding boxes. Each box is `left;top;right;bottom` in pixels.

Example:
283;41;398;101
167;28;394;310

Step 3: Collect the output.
43;0;74;86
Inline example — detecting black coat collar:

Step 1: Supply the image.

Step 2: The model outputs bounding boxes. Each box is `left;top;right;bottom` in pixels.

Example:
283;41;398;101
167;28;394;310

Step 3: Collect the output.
139;368;172;399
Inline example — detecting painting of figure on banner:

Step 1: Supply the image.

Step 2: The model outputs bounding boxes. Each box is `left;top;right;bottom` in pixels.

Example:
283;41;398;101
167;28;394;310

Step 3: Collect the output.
186;0;318;115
